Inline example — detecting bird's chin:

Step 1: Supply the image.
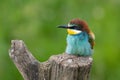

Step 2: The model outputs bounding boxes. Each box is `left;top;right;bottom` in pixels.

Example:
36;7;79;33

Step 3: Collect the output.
67;29;82;35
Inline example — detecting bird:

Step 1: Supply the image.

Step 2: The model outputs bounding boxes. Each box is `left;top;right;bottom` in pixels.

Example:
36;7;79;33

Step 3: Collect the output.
58;18;95;56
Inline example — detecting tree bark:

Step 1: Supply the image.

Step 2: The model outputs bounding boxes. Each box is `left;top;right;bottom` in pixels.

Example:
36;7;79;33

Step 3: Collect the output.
9;40;93;80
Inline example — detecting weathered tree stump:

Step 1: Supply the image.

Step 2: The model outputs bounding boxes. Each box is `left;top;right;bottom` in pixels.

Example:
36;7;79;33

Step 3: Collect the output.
9;40;93;80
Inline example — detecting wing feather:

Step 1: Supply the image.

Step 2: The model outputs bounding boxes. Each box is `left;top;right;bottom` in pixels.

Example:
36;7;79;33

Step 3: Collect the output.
88;31;95;49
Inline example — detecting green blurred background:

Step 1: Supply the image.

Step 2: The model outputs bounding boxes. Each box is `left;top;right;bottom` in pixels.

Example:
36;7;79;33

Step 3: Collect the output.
0;0;120;80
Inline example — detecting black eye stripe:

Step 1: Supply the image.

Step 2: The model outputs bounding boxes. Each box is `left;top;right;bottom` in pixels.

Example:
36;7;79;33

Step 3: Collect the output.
69;26;75;29
69;26;81;30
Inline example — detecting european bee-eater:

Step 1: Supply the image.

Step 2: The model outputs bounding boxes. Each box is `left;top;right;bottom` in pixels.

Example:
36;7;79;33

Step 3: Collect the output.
58;18;95;56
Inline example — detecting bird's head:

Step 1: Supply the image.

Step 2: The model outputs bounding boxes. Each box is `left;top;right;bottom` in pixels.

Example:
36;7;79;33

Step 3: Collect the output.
58;18;90;35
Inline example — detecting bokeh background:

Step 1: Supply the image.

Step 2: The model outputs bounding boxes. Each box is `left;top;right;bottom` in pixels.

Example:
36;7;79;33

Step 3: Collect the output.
0;0;120;80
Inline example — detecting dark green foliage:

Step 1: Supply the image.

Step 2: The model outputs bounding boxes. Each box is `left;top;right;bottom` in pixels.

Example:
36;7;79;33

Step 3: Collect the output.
0;0;120;80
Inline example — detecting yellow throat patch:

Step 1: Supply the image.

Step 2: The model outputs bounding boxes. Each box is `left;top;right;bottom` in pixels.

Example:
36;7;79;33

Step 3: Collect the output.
67;29;82;35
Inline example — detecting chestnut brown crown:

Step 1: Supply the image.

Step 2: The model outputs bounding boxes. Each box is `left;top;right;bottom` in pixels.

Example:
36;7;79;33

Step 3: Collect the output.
69;18;90;33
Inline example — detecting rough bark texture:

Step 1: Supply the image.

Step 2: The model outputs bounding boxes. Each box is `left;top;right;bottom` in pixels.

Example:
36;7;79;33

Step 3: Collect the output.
9;40;93;80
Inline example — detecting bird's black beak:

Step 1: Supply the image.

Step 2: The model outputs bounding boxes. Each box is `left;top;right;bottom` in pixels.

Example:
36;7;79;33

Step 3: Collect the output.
57;25;68;29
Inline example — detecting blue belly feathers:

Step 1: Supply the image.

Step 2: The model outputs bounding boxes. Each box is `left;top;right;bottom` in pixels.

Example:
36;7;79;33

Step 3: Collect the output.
65;32;93;56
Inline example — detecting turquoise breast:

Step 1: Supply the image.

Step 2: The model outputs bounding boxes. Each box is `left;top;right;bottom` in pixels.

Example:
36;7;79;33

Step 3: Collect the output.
65;32;93;56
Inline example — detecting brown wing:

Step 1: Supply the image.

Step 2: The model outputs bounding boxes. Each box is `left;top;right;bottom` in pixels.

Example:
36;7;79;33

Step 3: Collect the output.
88;31;95;49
